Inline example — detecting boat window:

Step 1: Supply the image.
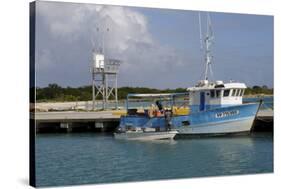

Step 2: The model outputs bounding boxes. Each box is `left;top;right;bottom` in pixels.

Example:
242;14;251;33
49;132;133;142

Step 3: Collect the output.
234;89;239;96
232;89;236;96
237;89;242;96
240;89;245;96
223;89;230;97
216;90;221;98
210;90;215;98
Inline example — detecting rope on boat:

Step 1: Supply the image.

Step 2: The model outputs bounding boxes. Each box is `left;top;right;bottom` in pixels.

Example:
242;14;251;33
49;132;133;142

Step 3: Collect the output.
255;117;273;123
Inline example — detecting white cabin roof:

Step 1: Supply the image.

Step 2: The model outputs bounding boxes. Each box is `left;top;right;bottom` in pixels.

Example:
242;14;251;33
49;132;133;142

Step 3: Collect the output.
187;81;246;92
224;83;246;89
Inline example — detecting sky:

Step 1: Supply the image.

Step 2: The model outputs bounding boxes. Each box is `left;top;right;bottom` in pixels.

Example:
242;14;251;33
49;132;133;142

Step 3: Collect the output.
34;1;273;88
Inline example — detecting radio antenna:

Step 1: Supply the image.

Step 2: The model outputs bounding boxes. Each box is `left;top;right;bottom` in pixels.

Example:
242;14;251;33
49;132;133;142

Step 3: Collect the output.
198;12;203;50
203;12;214;81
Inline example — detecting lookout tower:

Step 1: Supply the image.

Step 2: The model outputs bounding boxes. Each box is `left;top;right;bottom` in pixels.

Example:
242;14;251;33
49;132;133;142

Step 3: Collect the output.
91;50;121;110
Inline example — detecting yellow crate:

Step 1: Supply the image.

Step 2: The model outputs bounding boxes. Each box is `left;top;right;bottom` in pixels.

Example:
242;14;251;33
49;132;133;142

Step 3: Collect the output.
172;106;190;115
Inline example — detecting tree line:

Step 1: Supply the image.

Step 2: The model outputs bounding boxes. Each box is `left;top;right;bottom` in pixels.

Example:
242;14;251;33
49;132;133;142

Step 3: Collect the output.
35;83;273;102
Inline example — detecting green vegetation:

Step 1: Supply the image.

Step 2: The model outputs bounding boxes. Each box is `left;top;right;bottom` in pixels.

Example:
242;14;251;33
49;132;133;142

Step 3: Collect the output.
35;83;273;102
36;84;92;102
244;85;273;96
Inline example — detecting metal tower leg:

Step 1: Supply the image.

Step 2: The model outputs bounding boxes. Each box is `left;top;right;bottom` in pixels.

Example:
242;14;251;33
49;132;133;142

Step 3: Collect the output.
115;74;118;110
92;73;95;110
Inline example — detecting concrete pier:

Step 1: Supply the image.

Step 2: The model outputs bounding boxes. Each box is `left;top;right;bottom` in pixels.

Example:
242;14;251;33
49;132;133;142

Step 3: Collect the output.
32;109;273;133
253;109;274;132
32;111;120;122
32;110;120;133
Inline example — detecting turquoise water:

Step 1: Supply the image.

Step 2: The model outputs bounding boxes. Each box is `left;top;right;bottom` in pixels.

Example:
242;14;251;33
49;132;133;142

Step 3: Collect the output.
36;133;273;187
243;96;273;109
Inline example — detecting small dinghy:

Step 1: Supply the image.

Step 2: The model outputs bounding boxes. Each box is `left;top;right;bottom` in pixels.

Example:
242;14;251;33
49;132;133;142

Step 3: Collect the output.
114;127;178;140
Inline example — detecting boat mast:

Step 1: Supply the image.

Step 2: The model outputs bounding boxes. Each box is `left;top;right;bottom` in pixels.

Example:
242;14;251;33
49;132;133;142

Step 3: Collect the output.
200;12;214;81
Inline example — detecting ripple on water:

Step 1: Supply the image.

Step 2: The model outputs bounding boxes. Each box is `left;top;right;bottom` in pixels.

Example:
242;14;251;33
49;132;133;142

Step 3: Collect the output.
35;133;273;187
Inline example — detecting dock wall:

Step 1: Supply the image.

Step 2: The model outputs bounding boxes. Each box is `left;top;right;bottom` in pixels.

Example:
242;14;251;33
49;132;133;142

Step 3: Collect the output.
32;110;273;133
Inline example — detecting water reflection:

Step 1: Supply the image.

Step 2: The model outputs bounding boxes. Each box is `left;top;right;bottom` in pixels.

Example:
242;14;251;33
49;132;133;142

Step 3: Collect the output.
36;133;273;187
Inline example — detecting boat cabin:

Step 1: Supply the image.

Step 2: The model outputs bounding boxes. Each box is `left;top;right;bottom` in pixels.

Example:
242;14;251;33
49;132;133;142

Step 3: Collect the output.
125;93;190;117
187;80;246;112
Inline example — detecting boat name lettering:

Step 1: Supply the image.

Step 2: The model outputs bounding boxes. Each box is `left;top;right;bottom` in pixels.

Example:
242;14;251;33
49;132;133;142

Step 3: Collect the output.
215;110;239;118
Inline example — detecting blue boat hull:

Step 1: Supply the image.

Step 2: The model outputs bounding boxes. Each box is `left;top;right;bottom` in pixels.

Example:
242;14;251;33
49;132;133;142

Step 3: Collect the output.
119;103;260;135
177;115;255;134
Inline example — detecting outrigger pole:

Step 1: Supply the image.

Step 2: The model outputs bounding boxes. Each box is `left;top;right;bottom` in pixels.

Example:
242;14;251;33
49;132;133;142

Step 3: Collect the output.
199;12;214;81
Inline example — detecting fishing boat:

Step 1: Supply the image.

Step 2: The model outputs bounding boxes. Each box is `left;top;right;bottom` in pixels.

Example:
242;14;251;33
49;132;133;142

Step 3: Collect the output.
114;13;261;138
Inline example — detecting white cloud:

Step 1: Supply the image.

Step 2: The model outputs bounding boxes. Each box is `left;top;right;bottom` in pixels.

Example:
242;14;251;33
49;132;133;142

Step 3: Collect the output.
36;1;185;87
37;2;152;47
